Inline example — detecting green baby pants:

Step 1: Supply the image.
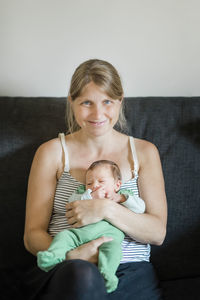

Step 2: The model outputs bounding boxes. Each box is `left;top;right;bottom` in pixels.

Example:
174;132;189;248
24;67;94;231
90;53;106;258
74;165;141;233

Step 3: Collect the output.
37;220;124;293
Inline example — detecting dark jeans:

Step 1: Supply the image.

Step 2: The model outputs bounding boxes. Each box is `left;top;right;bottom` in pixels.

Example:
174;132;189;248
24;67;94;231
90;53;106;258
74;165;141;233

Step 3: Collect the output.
23;259;163;300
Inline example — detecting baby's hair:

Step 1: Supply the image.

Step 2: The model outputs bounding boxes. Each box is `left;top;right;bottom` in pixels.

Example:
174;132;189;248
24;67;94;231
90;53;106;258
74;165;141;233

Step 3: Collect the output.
87;160;122;181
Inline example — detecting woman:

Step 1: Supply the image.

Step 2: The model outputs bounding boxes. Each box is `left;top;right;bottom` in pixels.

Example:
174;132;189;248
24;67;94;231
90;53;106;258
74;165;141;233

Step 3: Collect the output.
23;59;167;300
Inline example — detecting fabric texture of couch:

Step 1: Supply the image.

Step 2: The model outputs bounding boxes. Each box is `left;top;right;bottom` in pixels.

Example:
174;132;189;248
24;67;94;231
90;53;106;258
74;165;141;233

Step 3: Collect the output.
1;96;200;299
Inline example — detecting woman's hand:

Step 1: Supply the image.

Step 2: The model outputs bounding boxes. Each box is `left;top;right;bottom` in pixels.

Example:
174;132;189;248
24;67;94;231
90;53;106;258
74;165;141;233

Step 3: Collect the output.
66;198;109;228
66;236;113;264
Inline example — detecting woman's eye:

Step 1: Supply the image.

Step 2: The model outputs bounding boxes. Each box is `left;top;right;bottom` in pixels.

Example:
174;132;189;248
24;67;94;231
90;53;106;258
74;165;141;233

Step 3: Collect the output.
104;100;112;104
82;101;91;106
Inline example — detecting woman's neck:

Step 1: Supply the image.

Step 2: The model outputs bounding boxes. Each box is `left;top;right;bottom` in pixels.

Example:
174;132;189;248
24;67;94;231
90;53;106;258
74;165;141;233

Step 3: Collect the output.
73;129;121;152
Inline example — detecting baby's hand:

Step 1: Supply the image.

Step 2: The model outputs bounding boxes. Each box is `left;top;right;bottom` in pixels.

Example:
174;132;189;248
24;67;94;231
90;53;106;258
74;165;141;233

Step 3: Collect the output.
109;193;126;203
91;187;106;199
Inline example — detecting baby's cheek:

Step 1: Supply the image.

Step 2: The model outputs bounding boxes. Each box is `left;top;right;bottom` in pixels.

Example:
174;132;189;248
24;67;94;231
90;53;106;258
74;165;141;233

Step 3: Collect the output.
107;189;116;198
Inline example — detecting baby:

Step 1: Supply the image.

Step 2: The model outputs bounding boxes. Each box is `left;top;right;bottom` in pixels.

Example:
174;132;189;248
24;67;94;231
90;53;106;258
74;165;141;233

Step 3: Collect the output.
37;160;145;293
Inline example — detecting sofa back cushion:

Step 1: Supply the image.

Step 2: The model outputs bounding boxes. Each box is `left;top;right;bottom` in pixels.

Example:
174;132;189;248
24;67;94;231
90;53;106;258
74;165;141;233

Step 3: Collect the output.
0;97;200;281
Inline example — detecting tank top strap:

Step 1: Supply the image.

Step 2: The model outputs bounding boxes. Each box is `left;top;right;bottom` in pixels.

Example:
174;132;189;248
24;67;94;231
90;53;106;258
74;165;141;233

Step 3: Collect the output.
58;133;70;172
129;136;139;176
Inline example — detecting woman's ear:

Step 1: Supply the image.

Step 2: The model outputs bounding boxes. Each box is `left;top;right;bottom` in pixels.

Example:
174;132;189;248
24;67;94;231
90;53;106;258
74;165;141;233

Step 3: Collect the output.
68;94;73;104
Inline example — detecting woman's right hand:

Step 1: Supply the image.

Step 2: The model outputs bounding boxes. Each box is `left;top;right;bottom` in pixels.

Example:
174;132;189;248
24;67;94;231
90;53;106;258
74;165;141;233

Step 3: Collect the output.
66;236;113;264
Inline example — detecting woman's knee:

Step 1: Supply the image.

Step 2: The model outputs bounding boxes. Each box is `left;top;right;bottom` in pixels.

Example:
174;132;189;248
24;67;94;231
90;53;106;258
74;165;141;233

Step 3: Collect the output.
65;259;102;284
48;259;107;299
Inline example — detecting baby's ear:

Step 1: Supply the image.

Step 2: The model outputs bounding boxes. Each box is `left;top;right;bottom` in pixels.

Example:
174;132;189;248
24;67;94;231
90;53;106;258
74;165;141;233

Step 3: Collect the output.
115;180;122;192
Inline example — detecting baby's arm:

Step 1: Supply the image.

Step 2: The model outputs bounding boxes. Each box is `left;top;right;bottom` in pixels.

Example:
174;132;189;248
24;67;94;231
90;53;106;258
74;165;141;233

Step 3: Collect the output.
68;188;93;203
79;187;145;214
119;189;145;214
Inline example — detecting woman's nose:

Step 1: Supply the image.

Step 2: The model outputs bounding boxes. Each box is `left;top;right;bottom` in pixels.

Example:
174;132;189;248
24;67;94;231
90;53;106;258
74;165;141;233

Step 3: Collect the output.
91;104;102;119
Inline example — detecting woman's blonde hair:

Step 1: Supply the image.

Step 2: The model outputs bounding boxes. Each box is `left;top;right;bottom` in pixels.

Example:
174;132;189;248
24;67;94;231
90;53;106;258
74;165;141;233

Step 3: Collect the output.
65;59;127;133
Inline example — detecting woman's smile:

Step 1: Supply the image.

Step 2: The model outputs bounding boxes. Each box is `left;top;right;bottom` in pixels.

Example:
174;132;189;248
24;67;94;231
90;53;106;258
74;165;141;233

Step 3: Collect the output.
88;120;107;126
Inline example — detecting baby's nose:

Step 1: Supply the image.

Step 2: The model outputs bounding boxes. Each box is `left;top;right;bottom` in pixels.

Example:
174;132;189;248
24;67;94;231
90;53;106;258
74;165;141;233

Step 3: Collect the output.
92;181;100;190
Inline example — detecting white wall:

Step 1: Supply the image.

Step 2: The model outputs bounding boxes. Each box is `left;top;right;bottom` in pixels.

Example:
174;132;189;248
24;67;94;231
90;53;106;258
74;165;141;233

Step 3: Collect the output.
0;0;200;97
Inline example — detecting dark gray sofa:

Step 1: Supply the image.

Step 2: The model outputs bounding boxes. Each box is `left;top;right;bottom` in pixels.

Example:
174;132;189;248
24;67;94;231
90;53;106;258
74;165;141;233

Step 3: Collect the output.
1;96;200;299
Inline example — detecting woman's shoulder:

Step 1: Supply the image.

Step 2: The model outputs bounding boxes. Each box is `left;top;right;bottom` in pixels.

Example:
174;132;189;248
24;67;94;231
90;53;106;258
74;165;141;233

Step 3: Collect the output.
31;137;65;177
34;137;63;166
133;137;160;163
134;137;157;150
37;137;61;153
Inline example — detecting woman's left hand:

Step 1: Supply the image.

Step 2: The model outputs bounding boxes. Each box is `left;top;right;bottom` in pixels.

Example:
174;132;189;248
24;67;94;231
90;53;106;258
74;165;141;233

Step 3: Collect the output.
65;198;109;228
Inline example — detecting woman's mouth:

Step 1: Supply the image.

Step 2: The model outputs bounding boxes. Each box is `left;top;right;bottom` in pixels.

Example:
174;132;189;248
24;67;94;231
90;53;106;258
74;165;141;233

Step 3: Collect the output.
88;120;107;126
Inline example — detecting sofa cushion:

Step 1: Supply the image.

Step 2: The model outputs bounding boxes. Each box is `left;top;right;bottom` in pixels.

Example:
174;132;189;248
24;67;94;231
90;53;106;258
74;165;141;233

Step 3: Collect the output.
160;276;200;300
123;98;200;280
0;97;200;295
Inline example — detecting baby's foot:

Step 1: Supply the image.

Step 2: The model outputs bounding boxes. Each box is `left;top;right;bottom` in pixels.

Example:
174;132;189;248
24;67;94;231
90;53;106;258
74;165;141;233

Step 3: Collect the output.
37;251;63;272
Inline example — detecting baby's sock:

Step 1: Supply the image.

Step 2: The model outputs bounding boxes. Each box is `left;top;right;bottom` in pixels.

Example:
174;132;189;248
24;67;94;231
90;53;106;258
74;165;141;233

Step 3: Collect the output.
100;269;119;293
37;251;64;272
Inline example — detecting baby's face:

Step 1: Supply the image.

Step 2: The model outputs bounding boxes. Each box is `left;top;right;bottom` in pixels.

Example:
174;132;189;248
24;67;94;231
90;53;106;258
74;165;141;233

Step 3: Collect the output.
86;165;120;195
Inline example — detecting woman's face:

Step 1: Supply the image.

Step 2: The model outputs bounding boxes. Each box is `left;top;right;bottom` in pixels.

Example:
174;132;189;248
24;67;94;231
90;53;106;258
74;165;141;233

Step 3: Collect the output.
69;81;122;137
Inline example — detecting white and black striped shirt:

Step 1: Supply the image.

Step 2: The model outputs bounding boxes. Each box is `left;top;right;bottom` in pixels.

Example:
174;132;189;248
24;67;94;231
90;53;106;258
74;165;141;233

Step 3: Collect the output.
48;134;150;263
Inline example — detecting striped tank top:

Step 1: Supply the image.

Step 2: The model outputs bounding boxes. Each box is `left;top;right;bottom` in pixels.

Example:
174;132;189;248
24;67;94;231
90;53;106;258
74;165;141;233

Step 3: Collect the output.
48;133;151;263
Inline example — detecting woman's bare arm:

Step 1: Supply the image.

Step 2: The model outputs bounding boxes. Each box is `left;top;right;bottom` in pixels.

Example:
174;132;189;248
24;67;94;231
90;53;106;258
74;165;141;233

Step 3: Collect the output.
24;140;61;255
23;139;112;263
105;141;167;245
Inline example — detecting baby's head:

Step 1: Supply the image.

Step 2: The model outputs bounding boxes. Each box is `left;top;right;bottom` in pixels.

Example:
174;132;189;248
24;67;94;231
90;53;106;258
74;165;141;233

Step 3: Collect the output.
85;160;122;195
